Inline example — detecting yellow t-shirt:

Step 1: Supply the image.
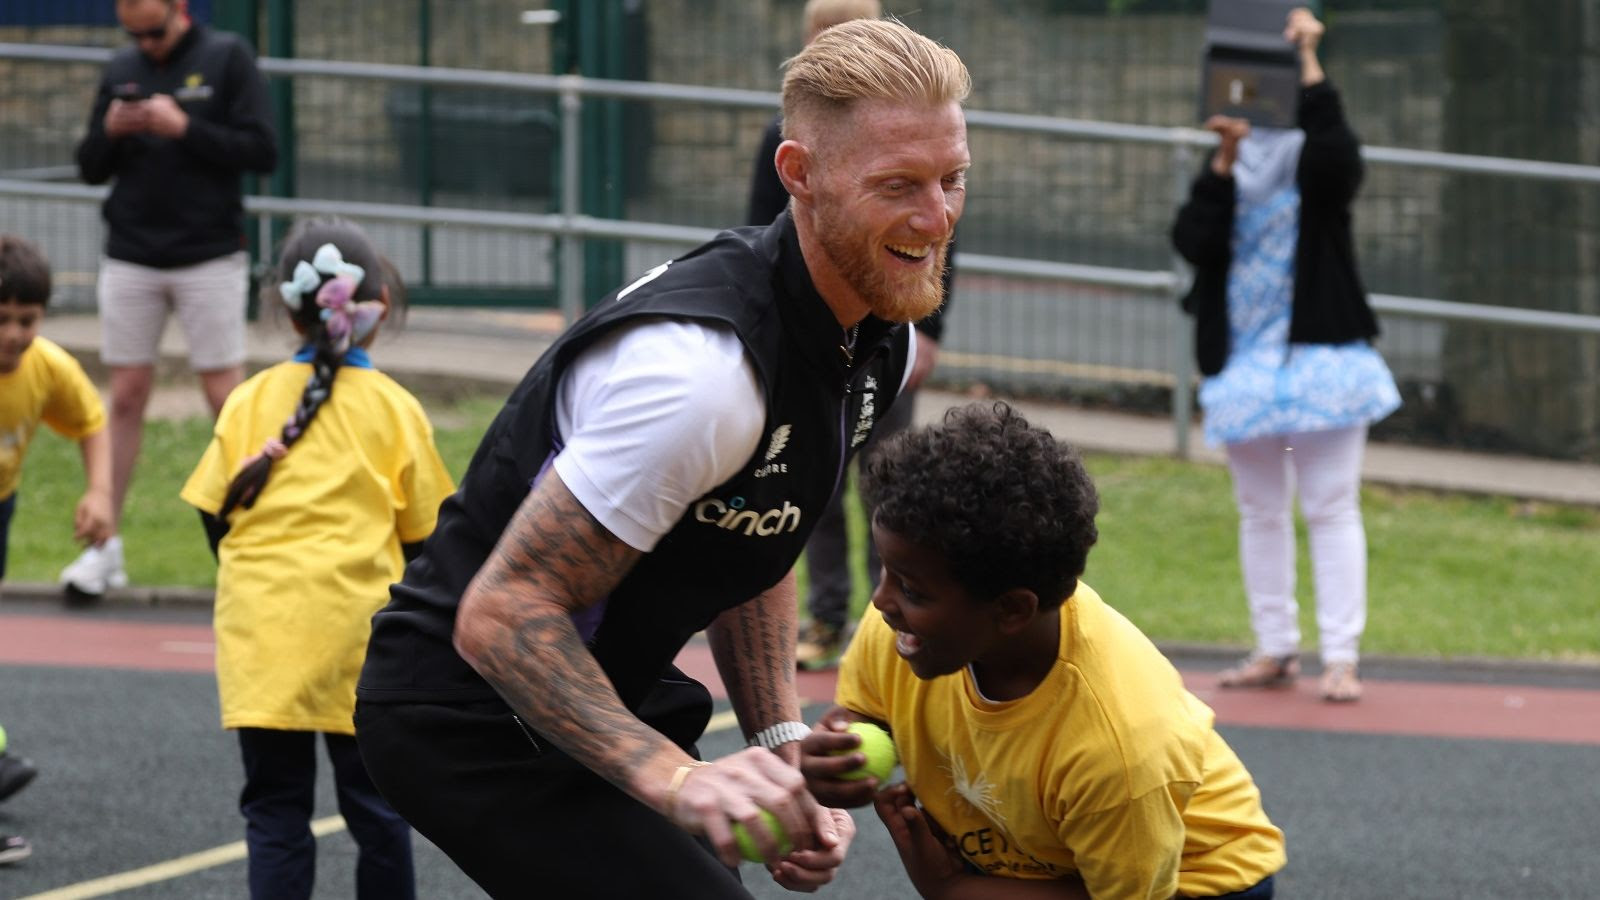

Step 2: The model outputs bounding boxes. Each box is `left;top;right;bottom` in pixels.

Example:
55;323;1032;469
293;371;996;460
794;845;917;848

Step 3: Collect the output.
181;361;455;735
0;337;106;501
836;585;1286;899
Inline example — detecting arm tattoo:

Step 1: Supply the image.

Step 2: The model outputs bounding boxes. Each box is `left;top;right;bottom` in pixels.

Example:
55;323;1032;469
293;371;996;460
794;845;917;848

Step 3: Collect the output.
463;471;666;787
709;574;801;741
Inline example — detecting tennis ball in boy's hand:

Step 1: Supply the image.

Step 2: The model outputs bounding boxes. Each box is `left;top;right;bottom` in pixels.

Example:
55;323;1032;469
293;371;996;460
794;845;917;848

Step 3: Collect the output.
835;721;897;783
732;810;792;862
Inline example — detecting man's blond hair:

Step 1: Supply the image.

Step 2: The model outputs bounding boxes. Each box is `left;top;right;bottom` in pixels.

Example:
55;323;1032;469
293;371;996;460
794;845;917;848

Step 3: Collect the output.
781;18;970;142
803;0;882;42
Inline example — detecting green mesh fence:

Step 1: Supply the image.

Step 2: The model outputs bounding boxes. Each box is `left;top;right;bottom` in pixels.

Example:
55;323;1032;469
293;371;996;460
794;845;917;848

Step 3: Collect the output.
2;0;1598;458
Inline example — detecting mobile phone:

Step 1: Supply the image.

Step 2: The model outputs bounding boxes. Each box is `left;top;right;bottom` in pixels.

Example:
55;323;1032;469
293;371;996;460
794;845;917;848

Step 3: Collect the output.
112;82;151;102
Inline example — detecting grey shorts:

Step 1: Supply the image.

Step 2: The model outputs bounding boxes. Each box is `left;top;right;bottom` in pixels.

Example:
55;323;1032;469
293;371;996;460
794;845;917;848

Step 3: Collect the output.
96;252;249;370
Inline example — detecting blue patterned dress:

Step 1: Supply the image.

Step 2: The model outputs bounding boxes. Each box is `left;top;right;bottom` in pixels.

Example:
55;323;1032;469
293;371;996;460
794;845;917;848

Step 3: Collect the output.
1198;184;1400;447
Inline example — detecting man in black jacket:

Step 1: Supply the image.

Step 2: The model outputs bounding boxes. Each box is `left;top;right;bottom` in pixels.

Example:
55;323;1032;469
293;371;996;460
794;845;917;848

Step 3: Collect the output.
67;0;277;599
357;18;970;898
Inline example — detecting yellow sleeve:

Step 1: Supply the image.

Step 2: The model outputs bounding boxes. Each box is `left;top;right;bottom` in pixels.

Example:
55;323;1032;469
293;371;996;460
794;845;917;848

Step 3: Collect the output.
833;606;894;721
1058;784;1188;900
391;399;455;545
39;342;106;441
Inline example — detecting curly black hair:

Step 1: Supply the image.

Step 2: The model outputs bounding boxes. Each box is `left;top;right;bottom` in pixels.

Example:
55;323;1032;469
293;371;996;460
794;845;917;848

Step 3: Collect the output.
859;401;1099;609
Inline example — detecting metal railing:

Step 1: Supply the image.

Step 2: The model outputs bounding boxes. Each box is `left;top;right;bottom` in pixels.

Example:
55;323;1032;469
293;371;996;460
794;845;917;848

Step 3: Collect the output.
5;41;1600;458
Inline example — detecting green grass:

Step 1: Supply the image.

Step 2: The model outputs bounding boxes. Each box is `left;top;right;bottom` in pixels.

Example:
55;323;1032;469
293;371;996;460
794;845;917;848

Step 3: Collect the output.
10;397;1599;663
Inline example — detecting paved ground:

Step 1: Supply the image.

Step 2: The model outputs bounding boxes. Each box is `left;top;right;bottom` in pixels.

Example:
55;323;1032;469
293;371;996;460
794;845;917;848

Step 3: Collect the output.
3;311;1597;898
1;596;1598;899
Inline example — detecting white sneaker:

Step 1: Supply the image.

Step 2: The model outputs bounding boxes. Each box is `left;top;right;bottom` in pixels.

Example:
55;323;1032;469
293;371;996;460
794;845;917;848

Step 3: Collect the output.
60;535;128;598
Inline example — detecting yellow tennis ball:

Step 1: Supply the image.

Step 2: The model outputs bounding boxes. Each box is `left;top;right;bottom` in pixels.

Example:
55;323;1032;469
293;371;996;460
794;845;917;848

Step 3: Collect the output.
835;721;897;783
732;810;792;862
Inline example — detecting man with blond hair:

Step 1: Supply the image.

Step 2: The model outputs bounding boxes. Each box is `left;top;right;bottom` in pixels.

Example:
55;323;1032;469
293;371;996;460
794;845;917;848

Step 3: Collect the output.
748;0;961;672
356;17;970;898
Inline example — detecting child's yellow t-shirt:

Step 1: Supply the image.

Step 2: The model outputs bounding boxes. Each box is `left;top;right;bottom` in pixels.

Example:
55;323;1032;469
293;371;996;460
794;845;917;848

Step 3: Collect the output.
836;585;1287;899
181;360;455;734
0;337;106;501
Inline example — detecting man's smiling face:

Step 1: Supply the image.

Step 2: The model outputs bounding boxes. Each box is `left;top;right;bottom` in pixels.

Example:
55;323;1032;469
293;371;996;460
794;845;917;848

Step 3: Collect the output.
808;98;968;324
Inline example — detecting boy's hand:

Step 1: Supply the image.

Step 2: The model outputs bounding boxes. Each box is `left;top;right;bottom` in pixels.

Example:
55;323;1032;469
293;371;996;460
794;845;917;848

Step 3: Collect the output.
873;783;969;897
765;806;857;893
798;717;881;808
73;490;113;546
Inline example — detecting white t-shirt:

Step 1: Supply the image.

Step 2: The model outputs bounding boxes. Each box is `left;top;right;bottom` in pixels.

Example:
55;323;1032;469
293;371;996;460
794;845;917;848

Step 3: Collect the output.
551;317;763;552
551;317;919;552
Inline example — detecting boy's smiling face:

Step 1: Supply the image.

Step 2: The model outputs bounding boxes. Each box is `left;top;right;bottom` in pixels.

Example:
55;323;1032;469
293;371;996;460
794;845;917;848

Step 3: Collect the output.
0;299;42;373
869;522;1002;680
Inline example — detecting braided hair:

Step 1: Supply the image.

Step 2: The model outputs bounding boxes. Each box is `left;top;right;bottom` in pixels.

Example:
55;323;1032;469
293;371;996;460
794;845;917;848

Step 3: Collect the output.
218;217;392;518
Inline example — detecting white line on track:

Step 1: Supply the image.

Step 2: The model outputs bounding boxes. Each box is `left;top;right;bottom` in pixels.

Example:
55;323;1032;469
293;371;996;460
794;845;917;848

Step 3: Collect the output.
16;816;347;900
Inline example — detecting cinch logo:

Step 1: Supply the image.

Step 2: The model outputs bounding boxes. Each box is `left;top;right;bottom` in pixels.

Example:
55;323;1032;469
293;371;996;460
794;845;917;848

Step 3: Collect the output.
694;496;802;536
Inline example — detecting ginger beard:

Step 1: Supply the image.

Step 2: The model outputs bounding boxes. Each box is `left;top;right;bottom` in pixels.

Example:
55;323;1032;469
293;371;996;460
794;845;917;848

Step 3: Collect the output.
813;202;949;324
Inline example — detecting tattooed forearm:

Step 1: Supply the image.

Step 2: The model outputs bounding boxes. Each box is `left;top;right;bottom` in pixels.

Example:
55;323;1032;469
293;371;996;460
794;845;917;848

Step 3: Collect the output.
708;572;801;744
456;470;671;792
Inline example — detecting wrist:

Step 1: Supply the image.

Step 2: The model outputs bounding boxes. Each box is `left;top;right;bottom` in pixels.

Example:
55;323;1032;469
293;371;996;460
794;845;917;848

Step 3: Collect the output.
748;720;811;751
663;760;713;819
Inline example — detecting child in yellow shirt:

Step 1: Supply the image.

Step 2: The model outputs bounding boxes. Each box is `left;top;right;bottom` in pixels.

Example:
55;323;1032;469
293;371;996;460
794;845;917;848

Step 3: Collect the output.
802;403;1286;899
0;235;113;588
181;217;454;899
0;233;111;866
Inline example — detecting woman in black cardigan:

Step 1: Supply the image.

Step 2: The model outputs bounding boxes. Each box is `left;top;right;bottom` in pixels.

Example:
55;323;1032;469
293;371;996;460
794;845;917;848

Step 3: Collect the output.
1171;7;1399;703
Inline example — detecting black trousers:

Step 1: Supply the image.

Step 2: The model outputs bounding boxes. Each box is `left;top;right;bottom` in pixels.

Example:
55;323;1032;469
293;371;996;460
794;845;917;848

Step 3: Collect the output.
354;673;748;899
237;728;415;900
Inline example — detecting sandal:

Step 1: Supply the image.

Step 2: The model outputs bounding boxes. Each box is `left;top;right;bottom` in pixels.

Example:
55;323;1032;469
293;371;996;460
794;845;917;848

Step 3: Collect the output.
1216;653;1300;689
1319;662;1363;702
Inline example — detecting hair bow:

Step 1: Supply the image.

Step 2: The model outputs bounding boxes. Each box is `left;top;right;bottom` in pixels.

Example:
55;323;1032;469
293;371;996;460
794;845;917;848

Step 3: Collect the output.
278;242;367;311
314;269;385;354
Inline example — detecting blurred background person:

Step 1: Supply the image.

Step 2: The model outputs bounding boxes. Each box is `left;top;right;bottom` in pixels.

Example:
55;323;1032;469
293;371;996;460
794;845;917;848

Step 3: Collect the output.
1171;6;1399;703
67;0;277;599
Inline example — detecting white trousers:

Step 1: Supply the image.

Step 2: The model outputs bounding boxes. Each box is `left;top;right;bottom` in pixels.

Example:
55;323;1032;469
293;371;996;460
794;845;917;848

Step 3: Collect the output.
1224;425;1369;664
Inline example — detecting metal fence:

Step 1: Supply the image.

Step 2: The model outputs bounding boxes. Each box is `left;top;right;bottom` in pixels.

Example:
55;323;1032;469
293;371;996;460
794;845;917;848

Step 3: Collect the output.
3;1;1600;462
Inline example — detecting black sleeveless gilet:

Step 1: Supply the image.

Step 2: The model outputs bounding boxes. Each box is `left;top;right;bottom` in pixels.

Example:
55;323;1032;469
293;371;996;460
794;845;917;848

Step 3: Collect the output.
358;214;911;713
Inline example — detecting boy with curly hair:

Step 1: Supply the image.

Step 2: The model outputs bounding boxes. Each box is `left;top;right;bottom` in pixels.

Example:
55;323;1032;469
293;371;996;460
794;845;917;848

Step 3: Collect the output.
801;402;1286;899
